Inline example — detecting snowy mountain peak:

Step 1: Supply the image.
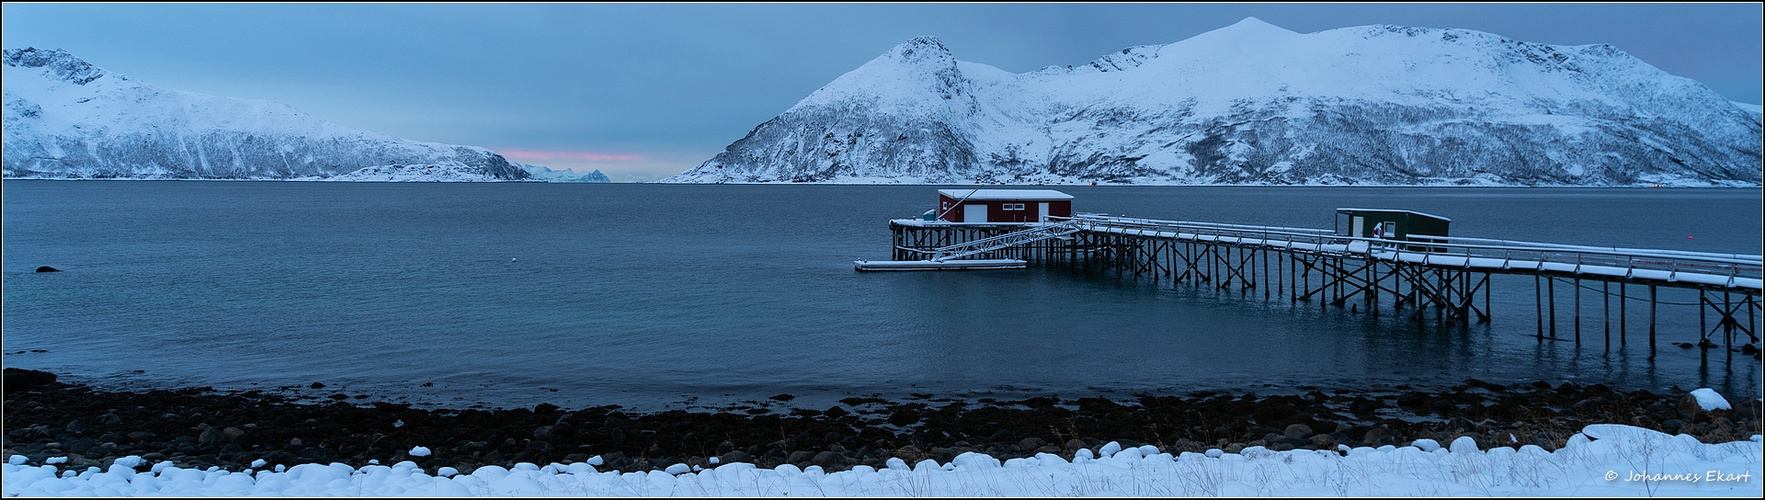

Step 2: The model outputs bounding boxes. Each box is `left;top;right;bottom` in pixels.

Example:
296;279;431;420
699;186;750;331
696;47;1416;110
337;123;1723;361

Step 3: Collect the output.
1075;45;1163;74
4;47;112;86
886;36;956;66
3;47;531;181
790;36;974;114
1219;16;1296;36
664;19;1760;186
1183;16;1301;46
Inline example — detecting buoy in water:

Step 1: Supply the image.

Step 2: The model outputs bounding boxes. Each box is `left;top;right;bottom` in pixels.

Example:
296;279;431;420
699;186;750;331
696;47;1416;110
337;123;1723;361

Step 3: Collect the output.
511;258;518;263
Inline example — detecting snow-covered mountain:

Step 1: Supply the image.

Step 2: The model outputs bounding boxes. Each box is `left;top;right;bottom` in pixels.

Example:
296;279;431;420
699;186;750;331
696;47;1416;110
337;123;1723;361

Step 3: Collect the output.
2;48;531;181
520;164;611;183
663;18;1762;186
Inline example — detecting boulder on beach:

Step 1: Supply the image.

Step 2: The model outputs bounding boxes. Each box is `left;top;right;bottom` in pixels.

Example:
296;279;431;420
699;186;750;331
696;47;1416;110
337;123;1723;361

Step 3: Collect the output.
1688;388;1733;411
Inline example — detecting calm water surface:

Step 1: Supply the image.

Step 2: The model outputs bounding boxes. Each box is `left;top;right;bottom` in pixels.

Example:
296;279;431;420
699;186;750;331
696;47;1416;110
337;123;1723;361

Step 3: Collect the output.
3;181;1759;410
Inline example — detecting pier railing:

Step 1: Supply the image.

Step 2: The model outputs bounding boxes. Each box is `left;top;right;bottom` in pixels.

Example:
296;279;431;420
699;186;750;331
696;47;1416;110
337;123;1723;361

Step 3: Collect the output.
1064;214;1763;291
885;213;1761;349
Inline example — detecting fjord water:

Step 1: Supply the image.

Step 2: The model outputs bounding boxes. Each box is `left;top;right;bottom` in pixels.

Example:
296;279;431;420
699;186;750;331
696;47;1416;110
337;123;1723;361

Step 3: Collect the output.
3;181;1759;410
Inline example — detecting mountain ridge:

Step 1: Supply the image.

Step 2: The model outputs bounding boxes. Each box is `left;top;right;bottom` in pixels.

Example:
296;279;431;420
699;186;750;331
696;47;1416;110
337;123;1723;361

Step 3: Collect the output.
2;47;533;182
662;19;1762;186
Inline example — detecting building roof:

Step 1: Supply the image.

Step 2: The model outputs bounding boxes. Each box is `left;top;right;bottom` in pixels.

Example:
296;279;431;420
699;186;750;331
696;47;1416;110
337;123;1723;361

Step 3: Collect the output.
1335;207;1451;222
938;189;1074;201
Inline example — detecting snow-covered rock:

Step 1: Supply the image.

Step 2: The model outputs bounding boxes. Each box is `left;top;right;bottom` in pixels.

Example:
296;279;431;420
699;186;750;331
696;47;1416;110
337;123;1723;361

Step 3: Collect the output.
520;164;610;182
2;47;532;182
662;18;1762;186
1690;388;1733;411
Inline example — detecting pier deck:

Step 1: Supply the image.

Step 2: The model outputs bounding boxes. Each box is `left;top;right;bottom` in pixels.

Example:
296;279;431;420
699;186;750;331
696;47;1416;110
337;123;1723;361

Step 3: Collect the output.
880;214;1762;355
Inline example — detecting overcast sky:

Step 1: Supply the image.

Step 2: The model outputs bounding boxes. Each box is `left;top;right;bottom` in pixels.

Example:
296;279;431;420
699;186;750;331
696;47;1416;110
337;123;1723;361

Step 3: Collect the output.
4;3;1760;181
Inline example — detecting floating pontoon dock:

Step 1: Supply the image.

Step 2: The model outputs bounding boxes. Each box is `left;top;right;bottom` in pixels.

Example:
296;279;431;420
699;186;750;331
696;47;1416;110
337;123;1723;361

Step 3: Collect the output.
853;259;1027;271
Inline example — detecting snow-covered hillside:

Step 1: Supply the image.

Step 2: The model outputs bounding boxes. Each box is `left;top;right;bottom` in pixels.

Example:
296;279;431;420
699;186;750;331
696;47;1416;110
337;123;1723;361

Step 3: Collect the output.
2;48;531;181
663;18;1763;186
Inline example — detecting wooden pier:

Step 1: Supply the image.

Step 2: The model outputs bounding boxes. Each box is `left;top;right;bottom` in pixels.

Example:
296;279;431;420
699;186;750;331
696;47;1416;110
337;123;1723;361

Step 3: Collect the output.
881;214;1763;356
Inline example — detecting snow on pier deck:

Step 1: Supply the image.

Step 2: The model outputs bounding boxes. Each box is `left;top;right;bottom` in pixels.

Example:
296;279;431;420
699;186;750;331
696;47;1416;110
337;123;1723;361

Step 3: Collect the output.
1066;214;1761;292
885;215;1760;291
880;213;1762;351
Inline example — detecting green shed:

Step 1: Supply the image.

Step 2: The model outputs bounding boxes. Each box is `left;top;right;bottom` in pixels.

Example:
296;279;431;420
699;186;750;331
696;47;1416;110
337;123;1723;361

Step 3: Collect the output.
1335;208;1451;250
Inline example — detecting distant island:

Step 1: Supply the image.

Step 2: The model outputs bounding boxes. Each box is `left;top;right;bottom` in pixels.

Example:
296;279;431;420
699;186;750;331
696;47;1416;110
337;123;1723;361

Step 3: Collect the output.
521;164;611;183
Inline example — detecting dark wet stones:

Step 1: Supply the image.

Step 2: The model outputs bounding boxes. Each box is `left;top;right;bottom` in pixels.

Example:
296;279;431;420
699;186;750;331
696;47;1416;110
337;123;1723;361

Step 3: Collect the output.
893;445;924;463
1348;397;1383;416
1678;394;1709;422
1572;397;1611;415
1429;399;1457;414
1490;429;1522;446
1283;423;1314;440
1251;400;1298;427
3;371;1759;474
1396;391;1429;409
4;368;58;393
1360;427;1389;445
811;450;847;468
719;450;752;464
222;426;248;443
887;408;921;425
196;425;225;446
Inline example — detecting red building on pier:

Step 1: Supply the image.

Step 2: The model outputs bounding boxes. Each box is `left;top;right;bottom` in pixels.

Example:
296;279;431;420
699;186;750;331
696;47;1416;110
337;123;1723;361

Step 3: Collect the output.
936;189;1073;223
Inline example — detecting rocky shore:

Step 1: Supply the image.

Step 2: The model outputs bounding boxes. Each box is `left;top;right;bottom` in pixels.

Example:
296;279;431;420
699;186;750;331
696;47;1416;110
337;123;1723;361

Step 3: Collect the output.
4;368;1759;477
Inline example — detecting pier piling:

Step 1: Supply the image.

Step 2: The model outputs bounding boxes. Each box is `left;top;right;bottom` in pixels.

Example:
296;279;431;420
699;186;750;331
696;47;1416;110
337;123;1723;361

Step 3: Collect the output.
883;215;1762;355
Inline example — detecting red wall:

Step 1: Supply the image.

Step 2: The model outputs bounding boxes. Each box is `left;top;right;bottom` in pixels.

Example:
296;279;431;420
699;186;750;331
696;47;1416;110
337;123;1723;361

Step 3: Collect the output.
937;195;1071;222
938;194;961;221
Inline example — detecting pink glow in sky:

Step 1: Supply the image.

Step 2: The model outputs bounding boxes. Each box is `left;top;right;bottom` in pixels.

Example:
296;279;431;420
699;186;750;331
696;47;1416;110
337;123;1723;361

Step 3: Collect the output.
499;149;646;162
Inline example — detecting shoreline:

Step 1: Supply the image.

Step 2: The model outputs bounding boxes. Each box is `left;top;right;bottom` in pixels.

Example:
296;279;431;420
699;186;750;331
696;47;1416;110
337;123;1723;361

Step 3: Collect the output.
5;177;1762;187
4;368;1759;476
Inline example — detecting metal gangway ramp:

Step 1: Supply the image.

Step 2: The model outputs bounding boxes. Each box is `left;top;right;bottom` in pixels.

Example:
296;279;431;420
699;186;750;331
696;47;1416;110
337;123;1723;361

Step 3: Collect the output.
927;219;1083;261
855;220;1082;271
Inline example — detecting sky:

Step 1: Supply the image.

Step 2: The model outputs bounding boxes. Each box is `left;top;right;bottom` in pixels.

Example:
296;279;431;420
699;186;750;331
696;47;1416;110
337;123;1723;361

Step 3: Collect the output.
3;3;1760;182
